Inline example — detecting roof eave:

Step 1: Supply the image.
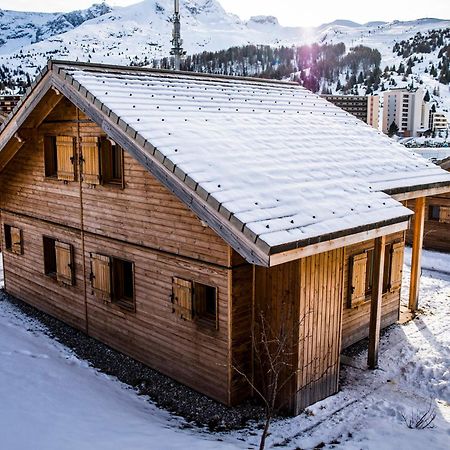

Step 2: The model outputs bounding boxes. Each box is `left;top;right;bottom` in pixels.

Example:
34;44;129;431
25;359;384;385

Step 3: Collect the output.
268;215;411;267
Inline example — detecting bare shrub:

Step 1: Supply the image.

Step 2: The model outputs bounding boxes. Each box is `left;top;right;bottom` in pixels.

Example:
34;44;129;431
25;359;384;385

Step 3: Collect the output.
401;402;436;429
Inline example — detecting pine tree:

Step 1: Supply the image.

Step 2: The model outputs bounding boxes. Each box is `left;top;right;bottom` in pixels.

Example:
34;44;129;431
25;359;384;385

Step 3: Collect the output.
388;121;399;137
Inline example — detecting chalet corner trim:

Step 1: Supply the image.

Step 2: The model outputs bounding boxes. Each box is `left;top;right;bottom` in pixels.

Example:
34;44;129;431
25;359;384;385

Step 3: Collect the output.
269;220;410;266
50;69;270;267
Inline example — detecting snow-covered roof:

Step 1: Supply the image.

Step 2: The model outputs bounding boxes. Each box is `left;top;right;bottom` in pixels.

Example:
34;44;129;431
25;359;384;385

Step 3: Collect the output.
1;61;450;265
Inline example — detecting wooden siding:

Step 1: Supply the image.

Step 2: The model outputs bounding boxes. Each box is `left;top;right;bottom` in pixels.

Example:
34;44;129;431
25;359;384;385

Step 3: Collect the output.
84;233;230;403
341;232;404;349
255;260;301;413
230;250;253;404
405;196;450;253
0;97;233;405
296;248;344;413
0;211;86;330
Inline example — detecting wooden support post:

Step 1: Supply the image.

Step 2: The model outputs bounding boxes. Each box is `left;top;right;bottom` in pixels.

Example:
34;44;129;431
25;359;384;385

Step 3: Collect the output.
368;235;386;370
409;197;426;312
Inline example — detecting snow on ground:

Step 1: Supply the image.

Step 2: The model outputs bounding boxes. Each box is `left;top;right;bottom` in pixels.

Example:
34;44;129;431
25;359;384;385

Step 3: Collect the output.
0;248;449;449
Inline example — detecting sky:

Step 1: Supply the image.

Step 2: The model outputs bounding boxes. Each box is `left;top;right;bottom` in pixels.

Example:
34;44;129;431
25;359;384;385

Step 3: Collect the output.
0;0;448;27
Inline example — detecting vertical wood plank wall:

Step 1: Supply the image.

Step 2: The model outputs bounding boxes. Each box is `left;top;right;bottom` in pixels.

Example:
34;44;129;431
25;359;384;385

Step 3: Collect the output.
230;250;253;404
255;260;301;413
0;98;232;403
296;248;344;413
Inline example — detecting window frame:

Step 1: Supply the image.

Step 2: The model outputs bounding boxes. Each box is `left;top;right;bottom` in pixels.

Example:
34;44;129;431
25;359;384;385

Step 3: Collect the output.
90;253;135;312
44;136;58;178
44;135;77;182
43;236;75;286
100;137;124;187
4;224;23;255
171;277;219;330
111;257;135;312
428;204;440;221
193;281;219;330
43;236;57;278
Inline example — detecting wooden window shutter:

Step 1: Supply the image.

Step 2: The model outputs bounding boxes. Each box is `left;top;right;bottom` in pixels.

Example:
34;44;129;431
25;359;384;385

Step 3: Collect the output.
390;242;404;291
10;227;23;255
349;252;368;307
439;206;450;224
91;253;111;299
172;277;193;320
55;241;74;286
82;137;101;185
56;136;76;181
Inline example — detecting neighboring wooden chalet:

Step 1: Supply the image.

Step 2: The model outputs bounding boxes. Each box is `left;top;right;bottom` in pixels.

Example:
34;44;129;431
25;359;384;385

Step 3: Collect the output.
406;157;450;253
1;61;450;415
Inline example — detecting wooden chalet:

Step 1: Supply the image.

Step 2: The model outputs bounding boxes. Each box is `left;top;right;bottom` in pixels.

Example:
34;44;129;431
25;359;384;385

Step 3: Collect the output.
406;157;450;253
1;61;450;414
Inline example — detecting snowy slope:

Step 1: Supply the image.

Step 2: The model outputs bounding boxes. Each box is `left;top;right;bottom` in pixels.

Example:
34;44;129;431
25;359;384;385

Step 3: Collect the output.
0;3;112;55
0;1;448;70
1;248;449;449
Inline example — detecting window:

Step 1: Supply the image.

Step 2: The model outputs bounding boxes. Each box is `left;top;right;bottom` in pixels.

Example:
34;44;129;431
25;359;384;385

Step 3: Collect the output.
4;224;23;255
349;242;403;308
101;138;124;185
171;277;218;329
90;253;134;311
81;136;124;186
43;237;75;286
44;136;76;181
193;282;218;327
439;206;450;224
112;258;134;310
428;205;440;221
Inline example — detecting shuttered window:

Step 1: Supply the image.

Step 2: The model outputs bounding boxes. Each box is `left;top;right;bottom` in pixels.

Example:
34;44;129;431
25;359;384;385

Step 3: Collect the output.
349;241;405;308
194;282;218;329
90;253;111;299
111;258;134;310
44;136;58;177
349;253;367;307
4;224;23;255
43;237;75;286
100;138;124;186
389;242;404;291
82;136;101;185
56;136;76;182
439;206;450;224
55;241;75;286
90;254;135;310
172;277;193;321
171;278;218;328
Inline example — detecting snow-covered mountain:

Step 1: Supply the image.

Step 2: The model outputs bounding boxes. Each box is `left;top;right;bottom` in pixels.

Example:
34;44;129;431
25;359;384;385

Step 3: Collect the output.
0;0;449;117
1;1;447;70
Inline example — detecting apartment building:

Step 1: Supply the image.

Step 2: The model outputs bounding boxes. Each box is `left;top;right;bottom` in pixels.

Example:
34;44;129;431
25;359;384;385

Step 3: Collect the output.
321;95;379;129
429;112;449;133
382;88;430;137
